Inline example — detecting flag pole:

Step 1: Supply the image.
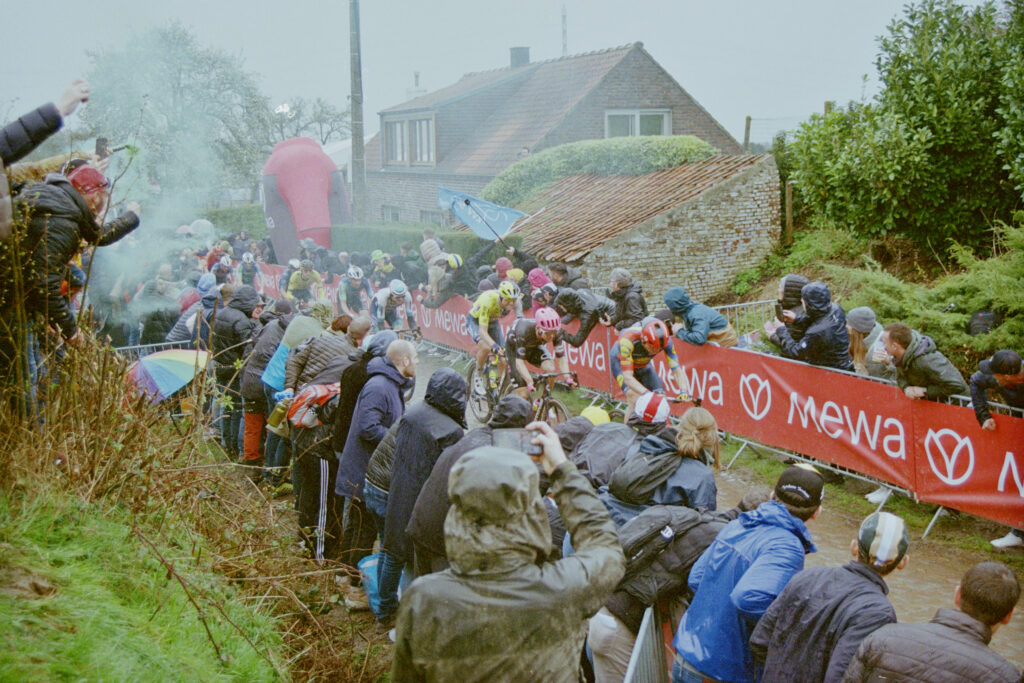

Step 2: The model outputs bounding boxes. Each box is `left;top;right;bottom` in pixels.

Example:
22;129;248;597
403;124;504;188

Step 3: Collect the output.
463;198;511;251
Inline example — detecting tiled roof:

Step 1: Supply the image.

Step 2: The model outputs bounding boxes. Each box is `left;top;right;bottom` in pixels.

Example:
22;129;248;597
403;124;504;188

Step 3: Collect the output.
437;45;636;176
381;65;536;114
370;44;638;176
506;155;769;262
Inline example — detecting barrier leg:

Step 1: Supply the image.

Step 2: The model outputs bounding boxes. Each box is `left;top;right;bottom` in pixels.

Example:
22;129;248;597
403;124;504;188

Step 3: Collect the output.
922;506;947;540
725;441;748;471
873;487;893;513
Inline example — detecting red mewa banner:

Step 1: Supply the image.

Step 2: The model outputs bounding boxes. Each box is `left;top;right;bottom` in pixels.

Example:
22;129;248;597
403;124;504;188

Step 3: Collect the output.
413;293;1023;530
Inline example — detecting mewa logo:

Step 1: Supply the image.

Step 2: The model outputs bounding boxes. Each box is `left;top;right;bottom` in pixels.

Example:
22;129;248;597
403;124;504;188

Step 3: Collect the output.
739;373;771;421
924;428;975;487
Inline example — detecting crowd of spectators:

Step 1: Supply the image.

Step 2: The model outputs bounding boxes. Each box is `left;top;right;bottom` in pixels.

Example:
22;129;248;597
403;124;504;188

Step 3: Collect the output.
4;83;1021;682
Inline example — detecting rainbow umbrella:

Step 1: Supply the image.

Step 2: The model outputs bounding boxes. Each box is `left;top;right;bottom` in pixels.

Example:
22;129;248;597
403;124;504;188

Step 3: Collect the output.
127;349;210;403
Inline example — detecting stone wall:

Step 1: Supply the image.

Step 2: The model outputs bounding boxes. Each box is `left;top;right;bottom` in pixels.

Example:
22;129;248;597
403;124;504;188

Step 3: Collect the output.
365;171;491;225
582;156;780;303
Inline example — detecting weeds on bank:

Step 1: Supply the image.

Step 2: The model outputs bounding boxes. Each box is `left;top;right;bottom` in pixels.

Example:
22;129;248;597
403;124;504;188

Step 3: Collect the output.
0;333;392;681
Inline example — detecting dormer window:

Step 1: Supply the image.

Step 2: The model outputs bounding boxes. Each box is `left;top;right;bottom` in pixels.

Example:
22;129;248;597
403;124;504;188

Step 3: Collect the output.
605;109;671;137
383;115;436;166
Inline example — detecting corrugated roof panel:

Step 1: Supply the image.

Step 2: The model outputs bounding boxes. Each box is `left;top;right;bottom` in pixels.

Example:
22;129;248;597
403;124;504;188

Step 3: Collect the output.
502;155;768;261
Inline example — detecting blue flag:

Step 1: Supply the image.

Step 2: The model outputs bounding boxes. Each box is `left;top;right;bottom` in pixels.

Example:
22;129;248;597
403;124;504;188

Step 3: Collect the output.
437;186;526;241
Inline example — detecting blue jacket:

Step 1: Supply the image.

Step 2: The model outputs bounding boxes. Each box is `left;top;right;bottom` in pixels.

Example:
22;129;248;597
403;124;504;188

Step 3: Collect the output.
640;432;717;511
663;287;729;345
771;282;855;372
335;354;413;499
674;501;816;683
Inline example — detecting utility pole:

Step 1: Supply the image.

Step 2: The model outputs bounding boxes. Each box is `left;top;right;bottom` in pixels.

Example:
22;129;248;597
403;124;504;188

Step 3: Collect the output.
349;0;366;223
561;4;568;57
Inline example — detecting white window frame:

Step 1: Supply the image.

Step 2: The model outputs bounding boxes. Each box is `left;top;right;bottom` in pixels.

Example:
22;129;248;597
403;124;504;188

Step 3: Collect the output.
384;119;407;164
410;116;435;165
604;109;672;138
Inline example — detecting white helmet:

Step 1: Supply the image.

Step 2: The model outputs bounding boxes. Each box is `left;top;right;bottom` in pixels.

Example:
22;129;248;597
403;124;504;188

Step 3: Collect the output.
242;252;255;264
288;258;301;269
347;265;364;279
219;255;232;268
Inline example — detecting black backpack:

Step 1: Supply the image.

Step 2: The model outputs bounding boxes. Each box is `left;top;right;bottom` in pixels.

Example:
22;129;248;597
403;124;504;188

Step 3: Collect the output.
617;505;703;582
968;310;1002;336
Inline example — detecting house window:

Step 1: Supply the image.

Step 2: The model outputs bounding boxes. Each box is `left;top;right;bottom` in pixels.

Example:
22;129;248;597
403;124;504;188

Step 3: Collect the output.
381;205;401;222
411;118;434;164
420;209;444;225
605;109;671;137
385;120;406;163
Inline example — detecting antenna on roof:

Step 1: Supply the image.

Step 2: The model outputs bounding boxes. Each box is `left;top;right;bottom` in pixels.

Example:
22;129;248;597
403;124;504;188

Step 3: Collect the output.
561;4;568;57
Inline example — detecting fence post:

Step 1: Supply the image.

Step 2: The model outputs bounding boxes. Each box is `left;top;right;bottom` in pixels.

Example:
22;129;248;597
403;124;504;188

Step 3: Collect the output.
743;116;751;153
784;181;794;246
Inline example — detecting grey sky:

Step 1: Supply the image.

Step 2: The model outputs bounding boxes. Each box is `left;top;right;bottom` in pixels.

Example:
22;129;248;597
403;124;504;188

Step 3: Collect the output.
1;0;960;144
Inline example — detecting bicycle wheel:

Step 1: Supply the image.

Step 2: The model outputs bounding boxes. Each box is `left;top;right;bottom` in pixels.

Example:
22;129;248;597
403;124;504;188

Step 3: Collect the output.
465;364;494;424
538;398;570;425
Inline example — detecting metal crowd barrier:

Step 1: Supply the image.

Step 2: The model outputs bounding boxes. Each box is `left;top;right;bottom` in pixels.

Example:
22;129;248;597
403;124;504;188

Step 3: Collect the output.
113;340;191;361
623;605;670;683
714;299;776;338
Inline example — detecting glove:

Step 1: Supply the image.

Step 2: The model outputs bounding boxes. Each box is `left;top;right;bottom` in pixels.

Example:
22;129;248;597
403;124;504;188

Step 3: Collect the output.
564;376;577;388
274;389;294;402
525;383;535;394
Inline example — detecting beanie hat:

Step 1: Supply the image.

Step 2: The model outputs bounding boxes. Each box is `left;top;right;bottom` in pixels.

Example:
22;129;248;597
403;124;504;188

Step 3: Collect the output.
633;392;670;424
989;349;1022;375
67;165;109;195
774;463;824;508
858;511;909;569
528;267;552;289
846;307;877;335
580;406;610;426
507;268;524;282
478;279;495;291
273;299;292;315
495;257;513;278
780;274;810;309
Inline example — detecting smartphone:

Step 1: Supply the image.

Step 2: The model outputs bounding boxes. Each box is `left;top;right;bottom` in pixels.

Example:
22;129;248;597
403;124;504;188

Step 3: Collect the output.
95;137;110;159
491;428;543;457
774;302;784;321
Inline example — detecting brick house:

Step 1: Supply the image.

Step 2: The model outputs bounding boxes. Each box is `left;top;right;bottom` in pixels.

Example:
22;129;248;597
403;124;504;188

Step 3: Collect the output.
364;42;741;224
510;154;780;303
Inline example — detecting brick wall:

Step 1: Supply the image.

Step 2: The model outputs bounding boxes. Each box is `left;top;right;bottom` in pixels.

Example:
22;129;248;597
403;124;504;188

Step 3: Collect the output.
365;171;491;224
539;46;742;154
582;156;780;303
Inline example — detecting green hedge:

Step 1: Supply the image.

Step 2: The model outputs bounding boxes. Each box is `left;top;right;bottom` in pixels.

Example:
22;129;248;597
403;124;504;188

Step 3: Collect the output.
481;135;718;208
330;222;521;260
201;204;267;239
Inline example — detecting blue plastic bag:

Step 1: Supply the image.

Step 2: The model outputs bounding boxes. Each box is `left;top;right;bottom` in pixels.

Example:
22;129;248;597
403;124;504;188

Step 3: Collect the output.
357;553;385;616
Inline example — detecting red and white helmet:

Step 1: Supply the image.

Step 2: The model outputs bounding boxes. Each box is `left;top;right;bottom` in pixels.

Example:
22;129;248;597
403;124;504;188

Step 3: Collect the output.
534;306;560;332
634;391;669;424
641;319;671;351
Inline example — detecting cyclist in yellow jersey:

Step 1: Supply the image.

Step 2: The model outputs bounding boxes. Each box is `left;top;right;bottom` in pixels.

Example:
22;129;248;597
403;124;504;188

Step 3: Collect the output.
467;282;520;388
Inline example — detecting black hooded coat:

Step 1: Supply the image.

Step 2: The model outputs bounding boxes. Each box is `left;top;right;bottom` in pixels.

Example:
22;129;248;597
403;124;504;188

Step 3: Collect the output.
405;395;532;560
382;368;467;562
3;176;138;338
209;285;259;383
772;282;854;371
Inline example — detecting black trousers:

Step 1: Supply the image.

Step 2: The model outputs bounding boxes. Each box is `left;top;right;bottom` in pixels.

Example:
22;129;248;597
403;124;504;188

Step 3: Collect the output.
339;497;378;585
296;451;344;565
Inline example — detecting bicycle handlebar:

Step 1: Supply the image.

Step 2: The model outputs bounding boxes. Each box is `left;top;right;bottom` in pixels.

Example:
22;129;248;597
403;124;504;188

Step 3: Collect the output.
532;371;578;380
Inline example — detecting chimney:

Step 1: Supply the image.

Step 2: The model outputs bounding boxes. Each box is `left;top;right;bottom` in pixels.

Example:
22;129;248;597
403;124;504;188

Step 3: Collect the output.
510;47;530;68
